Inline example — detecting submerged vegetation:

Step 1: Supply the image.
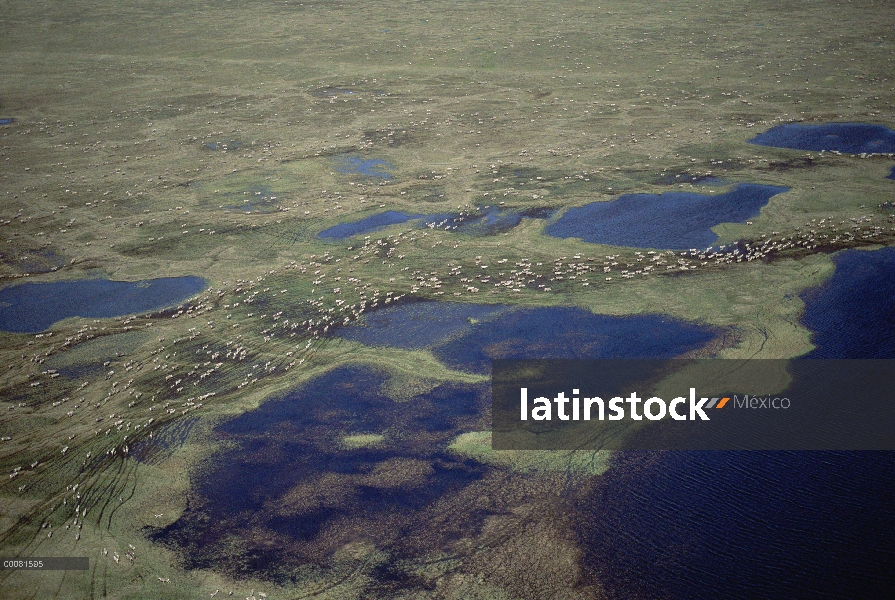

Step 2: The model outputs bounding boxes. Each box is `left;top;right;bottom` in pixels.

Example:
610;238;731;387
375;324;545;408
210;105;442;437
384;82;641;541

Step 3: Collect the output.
1;0;894;597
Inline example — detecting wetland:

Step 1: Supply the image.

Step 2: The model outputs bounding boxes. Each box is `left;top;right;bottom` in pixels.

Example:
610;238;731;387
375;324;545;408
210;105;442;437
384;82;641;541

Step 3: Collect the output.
1;0;893;597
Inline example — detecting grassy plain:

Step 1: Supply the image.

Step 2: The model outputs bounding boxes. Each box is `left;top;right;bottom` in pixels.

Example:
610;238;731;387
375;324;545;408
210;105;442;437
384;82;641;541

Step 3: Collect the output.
1;0;893;597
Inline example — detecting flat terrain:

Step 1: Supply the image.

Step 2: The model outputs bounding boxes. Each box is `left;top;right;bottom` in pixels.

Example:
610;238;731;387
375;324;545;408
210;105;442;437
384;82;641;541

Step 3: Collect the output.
1;0;893;597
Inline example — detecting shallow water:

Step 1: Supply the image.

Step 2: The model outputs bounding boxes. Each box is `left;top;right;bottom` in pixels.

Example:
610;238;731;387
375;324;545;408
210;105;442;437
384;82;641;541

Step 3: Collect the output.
157;302;718;578
340;302;719;373
0;118;14;125
1;249;67;274
318;206;555;239
154;365;488;578
423;206;557;236
335;155;394;178
748;122;895;154
544;183;788;250
0;276;206;333
317;210;422;239
338;301;513;349
435;307;719;374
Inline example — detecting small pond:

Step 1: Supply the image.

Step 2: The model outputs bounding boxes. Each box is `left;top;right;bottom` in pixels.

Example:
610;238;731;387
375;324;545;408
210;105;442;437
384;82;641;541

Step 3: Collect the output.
0;276;206;333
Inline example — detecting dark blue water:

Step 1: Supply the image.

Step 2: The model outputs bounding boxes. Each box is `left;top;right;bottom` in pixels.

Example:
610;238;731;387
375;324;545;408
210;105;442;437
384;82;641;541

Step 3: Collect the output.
335;156;394;178
0;118;14;125
154;365;489;577
338;301;513;349
435;308;719;374
748;122;895;154
340;302;719;374
887;165;895;180
544;184;788;250
317;210;422;239
0;276;206;333
578;450;895;600
582;246;895;600
801;246;895;358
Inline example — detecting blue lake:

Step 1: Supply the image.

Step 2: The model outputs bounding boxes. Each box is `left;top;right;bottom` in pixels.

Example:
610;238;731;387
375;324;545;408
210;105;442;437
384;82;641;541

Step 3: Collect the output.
0;276;206;333
801;246;895;358
544;183;788;250
887;165;895;180
340;302;719;373
578;450;895;600
579;246;895;599
748;122;895;154
0;118;14;126
335;156;394;179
